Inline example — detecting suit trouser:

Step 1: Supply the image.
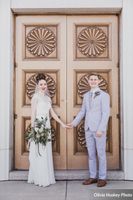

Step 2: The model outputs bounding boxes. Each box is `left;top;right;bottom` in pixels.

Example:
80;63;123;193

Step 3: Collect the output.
85;129;107;180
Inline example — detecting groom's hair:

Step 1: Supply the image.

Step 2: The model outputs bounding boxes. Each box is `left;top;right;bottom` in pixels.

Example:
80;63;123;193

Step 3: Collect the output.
88;73;101;80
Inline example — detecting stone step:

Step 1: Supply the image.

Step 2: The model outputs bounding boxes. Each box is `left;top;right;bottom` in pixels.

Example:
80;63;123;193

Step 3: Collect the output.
9;170;124;180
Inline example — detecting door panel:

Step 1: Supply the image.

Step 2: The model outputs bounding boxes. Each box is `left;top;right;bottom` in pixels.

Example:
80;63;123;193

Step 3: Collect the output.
15;15;119;170
66;15;119;169
15;16;67;169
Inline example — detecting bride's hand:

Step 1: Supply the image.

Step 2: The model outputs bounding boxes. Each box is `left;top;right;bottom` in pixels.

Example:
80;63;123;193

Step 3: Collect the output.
61;123;70;128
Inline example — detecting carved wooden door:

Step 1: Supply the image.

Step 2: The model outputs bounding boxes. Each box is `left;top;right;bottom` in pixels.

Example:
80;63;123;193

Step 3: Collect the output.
67;16;119;169
15;15;119;170
15;16;67;169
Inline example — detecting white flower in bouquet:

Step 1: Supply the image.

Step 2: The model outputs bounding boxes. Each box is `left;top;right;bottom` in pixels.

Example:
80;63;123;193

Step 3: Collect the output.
39;125;44;133
36;133;40;139
35;127;39;132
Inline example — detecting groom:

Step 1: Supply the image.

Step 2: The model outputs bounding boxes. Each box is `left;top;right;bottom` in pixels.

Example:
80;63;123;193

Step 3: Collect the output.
68;73;110;187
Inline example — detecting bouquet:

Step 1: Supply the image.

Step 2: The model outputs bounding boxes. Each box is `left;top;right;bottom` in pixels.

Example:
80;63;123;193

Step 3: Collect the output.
25;117;51;156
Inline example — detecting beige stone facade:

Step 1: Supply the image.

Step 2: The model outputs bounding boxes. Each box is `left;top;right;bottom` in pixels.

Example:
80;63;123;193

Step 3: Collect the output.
0;0;133;180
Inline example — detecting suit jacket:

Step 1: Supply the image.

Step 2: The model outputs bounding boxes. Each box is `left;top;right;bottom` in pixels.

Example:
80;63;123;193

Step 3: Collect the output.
72;89;110;132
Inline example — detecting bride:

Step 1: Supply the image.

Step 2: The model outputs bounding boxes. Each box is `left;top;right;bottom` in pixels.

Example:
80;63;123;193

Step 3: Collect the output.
27;73;67;187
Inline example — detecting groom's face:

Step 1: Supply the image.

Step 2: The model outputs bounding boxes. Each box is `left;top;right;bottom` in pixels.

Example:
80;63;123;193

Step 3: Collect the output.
88;75;100;89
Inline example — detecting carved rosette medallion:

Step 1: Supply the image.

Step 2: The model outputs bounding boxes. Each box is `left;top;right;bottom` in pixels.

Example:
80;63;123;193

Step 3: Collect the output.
26;27;56;57
26;73;56;99
78;74;108;98
77;122;86;148
77;27;107;57
51;126;56;142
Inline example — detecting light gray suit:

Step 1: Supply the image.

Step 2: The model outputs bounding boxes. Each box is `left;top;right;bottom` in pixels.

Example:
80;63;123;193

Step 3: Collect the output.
72;89;110;179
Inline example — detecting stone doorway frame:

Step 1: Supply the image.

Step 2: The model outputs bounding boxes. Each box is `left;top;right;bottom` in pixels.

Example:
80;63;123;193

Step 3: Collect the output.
0;0;133;180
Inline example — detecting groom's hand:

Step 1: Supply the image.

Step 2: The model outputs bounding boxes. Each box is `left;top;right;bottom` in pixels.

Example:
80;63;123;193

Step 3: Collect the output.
67;123;73;129
96;131;103;137
61;123;70;129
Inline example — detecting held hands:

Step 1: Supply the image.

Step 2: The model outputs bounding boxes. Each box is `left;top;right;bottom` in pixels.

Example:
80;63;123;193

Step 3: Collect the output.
61;122;103;135
60;122;74;129
66;123;73;129
61;122;71;129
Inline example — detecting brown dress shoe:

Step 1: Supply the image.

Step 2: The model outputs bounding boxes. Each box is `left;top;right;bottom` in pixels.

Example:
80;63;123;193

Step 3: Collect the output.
97;179;107;187
82;178;97;185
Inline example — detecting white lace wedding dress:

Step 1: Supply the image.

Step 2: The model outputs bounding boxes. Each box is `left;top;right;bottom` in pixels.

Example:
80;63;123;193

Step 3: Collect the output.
28;92;56;187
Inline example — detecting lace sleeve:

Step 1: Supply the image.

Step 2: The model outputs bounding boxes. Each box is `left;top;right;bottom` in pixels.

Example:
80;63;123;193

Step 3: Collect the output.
48;96;52;109
31;94;38;127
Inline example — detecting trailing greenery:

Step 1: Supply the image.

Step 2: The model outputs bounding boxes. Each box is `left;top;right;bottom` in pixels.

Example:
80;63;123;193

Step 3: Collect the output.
25;117;51;155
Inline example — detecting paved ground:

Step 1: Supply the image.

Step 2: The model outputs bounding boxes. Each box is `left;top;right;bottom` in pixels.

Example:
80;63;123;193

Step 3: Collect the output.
0;180;133;200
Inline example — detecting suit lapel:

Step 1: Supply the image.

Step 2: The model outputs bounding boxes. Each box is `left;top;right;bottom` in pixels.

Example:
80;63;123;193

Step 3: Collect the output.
87;91;92;109
88;89;101;109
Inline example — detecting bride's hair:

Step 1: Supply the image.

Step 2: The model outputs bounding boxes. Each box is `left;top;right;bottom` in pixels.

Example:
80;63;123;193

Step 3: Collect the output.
36;73;46;84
